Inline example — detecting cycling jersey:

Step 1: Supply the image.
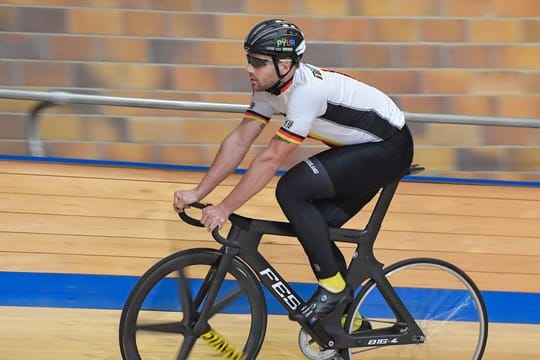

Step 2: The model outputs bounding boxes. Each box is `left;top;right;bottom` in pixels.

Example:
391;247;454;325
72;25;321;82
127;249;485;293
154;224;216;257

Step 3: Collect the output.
245;63;406;146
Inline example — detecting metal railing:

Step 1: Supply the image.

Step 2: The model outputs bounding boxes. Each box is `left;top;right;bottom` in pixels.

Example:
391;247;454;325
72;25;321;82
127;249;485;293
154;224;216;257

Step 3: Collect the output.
1;88;539;157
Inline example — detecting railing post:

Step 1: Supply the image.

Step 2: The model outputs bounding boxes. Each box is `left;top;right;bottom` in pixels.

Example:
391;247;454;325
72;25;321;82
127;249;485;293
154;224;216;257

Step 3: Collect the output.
26;100;58;156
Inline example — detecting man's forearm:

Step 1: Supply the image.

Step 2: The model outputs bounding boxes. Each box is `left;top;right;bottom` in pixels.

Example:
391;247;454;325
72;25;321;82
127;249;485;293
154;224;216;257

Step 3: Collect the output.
195;133;251;199
220;155;279;214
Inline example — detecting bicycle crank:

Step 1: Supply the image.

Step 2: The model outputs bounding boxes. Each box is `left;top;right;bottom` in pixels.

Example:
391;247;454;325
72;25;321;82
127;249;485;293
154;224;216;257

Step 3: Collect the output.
298;328;344;360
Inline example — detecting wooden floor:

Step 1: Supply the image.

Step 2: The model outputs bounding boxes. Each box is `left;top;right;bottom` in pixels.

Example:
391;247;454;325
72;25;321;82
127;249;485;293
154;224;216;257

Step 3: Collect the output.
1;160;539;359
1;307;539;360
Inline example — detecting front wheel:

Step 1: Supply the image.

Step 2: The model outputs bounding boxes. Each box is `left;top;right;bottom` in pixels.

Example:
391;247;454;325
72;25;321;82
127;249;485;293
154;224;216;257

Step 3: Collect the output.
119;248;267;359
344;258;488;359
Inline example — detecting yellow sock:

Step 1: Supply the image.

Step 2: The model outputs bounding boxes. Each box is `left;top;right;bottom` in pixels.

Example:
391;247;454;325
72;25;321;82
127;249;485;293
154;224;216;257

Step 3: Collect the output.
318;272;346;293
341;312;364;331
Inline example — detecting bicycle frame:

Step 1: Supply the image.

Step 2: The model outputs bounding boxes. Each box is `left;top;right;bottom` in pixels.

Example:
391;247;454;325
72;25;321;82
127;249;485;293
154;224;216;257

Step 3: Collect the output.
188;167;426;351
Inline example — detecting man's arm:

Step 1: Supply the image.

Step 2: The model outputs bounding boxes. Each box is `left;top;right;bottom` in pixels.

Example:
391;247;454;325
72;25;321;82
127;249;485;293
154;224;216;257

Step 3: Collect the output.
195;117;265;198
173;117;265;213
220;135;298;214
199;135;298;230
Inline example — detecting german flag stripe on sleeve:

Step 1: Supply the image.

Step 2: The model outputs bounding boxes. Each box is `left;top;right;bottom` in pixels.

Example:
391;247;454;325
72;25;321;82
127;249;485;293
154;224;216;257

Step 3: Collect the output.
244;110;270;125
276;127;305;144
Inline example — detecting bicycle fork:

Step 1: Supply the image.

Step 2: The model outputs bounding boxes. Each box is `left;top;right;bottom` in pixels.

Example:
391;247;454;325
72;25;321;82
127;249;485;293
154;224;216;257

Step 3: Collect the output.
190;245;248;359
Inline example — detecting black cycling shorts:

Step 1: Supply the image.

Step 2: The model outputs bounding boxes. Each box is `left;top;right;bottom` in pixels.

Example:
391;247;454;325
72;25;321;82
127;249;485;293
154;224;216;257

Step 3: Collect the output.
275;125;414;278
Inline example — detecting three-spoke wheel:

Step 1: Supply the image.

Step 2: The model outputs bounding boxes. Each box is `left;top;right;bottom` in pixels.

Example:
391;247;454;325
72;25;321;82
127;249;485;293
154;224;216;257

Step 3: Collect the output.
119;248;267;359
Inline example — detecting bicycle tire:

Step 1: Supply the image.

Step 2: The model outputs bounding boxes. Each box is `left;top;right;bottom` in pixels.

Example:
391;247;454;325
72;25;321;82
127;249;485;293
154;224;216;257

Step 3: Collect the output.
119;248;267;360
344;257;488;359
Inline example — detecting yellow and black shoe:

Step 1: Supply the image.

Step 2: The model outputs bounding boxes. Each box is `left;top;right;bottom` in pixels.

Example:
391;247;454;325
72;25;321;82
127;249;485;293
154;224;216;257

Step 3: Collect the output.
291;286;353;325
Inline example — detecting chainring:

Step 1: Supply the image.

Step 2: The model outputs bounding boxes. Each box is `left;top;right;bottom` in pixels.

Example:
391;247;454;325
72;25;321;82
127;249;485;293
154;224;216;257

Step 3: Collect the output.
298;328;344;360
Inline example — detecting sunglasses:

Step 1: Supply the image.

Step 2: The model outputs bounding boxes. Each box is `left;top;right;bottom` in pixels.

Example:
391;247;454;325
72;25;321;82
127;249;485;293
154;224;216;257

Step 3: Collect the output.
246;54;273;68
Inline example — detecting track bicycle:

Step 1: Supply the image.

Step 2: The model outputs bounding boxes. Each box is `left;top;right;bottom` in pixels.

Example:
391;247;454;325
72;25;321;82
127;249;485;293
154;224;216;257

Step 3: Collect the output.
119;165;488;359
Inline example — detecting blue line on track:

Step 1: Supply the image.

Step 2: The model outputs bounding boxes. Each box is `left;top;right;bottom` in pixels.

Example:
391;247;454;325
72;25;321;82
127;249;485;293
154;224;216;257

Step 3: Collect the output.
0;271;537;324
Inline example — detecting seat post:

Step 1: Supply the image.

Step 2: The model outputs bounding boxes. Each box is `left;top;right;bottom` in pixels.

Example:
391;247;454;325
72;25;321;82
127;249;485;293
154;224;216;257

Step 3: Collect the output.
364;180;400;236
364;164;424;235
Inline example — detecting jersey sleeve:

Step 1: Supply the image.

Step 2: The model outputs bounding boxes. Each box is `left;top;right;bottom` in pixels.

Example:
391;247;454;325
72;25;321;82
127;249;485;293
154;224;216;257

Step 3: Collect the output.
276;85;327;144
244;92;274;125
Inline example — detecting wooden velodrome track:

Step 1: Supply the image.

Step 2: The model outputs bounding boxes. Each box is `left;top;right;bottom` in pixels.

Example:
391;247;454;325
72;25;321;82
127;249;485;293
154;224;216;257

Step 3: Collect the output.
0;159;539;359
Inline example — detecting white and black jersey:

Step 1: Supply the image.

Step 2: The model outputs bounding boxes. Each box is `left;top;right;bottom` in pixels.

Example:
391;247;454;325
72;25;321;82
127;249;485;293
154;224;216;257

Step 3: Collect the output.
245;63;406;147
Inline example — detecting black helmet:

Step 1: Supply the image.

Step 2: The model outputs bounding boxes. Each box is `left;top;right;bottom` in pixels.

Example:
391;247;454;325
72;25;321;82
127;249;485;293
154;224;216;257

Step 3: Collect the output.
244;19;306;63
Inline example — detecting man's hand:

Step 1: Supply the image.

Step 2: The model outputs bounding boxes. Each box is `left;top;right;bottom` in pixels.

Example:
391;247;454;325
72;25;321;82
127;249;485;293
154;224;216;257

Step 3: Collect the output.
173;189;201;213
201;204;230;231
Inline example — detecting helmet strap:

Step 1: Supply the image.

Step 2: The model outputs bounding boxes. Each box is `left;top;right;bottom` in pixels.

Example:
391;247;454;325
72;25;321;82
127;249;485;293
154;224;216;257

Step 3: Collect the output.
266;58;296;95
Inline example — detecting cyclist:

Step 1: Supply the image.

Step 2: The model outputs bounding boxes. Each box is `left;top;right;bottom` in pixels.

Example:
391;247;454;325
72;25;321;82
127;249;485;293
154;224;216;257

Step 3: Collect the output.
173;19;414;324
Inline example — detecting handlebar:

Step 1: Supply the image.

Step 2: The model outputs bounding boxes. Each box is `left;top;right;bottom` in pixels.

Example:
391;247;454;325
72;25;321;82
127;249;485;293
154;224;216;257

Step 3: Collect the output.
177;202;207;227
177;202;239;247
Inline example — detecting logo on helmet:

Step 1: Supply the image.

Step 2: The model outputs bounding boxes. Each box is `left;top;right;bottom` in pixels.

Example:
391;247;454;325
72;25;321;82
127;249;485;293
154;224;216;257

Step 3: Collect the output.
276;38;296;48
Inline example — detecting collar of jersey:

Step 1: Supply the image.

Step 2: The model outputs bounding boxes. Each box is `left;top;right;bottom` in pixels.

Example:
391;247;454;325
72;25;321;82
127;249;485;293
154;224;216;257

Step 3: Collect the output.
278;77;294;94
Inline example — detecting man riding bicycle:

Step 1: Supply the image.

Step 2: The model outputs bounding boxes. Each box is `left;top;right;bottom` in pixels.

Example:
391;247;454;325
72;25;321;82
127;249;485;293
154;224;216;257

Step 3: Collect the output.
173;18;414;324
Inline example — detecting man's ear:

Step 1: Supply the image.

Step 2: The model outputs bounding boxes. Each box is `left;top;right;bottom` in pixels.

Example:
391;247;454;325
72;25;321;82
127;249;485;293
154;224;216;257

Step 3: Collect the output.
278;60;293;76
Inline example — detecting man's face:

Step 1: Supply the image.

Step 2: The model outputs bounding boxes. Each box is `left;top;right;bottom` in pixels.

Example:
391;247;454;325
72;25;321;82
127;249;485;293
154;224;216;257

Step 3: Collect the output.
245;53;279;91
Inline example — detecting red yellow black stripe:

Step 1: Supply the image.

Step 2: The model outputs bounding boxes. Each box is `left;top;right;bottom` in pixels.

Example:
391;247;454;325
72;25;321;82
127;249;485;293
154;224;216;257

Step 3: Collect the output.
279;78;294;93
244;110;270;125
307;132;344;147
276;127;305;144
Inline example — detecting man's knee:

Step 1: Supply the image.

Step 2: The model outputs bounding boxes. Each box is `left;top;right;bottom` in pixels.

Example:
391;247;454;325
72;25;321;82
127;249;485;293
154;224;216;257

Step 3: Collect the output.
275;164;306;205
275;172;292;206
